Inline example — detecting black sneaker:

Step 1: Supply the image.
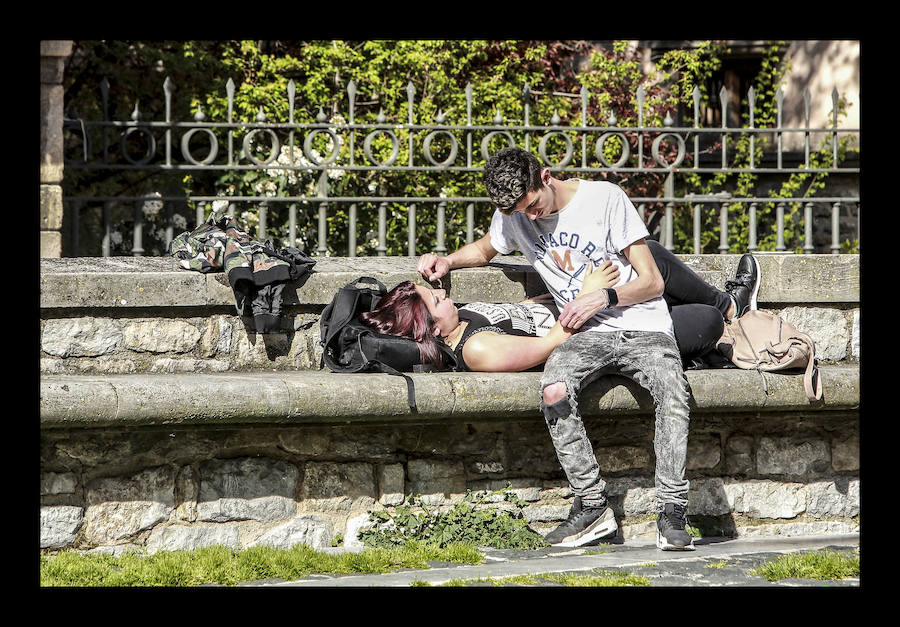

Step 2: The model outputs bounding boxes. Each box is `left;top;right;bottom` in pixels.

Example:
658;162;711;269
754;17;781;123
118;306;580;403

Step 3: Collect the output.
544;496;618;548
656;503;696;551
724;253;761;318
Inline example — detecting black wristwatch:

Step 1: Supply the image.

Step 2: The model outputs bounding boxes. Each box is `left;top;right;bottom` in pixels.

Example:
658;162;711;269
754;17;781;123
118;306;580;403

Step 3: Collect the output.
605;288;618;307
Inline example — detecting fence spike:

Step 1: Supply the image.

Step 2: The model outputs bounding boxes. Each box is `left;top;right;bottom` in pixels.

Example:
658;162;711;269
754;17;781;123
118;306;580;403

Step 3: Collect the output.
194;105;205;122
832;87;840;127
376;108;386;124
636;85;645;126
550;110;561;125
131;102;141;122
804;88;812;125
257;106;267;123
316;107;327;123
692;86;701;126
775;87;783;125
719;85;728;127
226;78;235;121
435;109;446;124
287;80;296;124
493;109;503;125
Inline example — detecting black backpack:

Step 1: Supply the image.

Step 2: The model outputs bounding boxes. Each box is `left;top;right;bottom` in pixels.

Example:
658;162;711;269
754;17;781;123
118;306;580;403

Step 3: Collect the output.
319;276;460;410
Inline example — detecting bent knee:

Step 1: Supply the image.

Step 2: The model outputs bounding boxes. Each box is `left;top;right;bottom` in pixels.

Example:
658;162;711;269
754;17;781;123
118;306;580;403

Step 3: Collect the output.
542;381;568;406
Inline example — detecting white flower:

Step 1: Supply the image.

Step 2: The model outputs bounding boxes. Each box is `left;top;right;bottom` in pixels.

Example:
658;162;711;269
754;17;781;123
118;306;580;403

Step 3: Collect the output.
142;192;164;218
212;199;230;212
110;230;123;246
172;214;187;230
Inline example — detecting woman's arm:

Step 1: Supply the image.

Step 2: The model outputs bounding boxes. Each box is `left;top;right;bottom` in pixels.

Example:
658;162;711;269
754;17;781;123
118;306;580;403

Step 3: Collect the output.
461;326;571;372
464;262;616;372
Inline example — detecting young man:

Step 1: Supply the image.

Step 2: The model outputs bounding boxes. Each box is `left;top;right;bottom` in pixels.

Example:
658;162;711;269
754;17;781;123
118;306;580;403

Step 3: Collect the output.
419;147;759;550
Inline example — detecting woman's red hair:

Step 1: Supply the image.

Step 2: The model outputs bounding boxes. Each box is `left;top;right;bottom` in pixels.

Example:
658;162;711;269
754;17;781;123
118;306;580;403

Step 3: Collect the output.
358;281;444;367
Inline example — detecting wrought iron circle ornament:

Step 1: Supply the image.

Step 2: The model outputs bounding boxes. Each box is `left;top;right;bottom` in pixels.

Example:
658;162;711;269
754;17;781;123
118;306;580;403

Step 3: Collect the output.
480;131;515;162
363;129;400;166
422;130;459;167
538;131;574;168
120;126;156;166
180;128;219;166
651;132;686;169
242;128;281;166
303;128;342;165
595;132;631;168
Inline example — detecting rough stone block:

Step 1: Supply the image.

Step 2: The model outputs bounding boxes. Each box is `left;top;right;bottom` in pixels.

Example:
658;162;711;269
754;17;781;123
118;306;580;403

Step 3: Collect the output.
687;478;732;516
40;505;83;548
596;445;651;473
42;317;123;357
407;459;466;506
832;434;860;472
197;457;299;522
256;515;333;550
300;462;377;512
123;319;201;354
380;464;405;506
686;435;722;470
83;466;175;545
724;480;807;519
40;185;63;229
41;471;77;496
780;306;850;361
806;478;859;518
146;523;241;554
757;437;831;476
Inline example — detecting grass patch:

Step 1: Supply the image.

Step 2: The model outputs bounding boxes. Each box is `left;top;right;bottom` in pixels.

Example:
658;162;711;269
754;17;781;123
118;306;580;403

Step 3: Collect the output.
40;541;482;587
750;549;859;582
434;570;649;587
542;570;650;587
705;561;728;569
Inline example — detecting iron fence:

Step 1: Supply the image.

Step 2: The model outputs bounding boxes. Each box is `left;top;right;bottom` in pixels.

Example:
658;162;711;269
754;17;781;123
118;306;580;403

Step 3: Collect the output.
63;77;860;257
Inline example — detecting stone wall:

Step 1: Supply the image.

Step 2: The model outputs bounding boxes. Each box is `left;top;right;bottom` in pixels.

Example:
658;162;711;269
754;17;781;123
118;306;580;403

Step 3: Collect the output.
40;254;860;554
39;253;861;376
40;411;859;554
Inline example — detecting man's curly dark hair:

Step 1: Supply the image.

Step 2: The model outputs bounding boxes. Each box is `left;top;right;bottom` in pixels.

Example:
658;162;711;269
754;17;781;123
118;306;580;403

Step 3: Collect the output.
483;147;544;215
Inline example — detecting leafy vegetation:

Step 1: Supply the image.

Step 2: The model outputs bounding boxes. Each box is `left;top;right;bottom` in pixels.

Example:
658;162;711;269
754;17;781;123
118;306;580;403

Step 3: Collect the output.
62;40;856;257
359;489;548;550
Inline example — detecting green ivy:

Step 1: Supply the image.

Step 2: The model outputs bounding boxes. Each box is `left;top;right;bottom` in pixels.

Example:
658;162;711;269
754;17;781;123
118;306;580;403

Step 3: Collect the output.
62;40;856;257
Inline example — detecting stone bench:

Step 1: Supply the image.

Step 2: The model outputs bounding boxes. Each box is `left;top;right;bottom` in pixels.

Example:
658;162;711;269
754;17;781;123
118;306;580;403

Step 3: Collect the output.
40;366;859;429
39;253;860;554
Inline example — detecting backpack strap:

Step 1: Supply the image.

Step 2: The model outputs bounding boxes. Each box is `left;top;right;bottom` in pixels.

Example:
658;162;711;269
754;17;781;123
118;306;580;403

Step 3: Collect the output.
798;334;823;401
351;333;420;412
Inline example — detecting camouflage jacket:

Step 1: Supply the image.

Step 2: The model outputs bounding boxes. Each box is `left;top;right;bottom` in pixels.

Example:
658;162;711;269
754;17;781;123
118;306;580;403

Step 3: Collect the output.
169;215;315;333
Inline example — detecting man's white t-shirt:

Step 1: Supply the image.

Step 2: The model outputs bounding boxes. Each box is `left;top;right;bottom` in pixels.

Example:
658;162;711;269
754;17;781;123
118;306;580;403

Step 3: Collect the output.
488;179;674;338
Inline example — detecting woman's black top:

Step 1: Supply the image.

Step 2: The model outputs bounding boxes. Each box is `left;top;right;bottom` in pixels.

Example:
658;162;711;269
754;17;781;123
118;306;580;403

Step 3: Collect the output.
452;301;559;370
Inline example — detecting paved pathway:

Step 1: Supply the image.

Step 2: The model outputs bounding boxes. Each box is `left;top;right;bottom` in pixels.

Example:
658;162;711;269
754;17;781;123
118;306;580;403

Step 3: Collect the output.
250;533;859;588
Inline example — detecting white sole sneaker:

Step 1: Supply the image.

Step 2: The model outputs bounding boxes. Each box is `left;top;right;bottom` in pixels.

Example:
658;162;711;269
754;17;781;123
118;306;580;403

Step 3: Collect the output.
656;530;696;551
549;509;618;548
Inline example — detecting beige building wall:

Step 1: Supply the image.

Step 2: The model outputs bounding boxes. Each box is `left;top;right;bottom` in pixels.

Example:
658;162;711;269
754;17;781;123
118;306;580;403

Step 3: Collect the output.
780;40;859;151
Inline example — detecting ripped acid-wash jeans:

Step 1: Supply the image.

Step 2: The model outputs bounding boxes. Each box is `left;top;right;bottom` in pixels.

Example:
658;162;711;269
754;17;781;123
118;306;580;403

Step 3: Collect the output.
540;329;691;511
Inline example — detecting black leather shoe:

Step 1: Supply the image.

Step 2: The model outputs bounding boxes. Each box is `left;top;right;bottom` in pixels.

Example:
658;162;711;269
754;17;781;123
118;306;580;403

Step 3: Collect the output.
724;253;761;318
